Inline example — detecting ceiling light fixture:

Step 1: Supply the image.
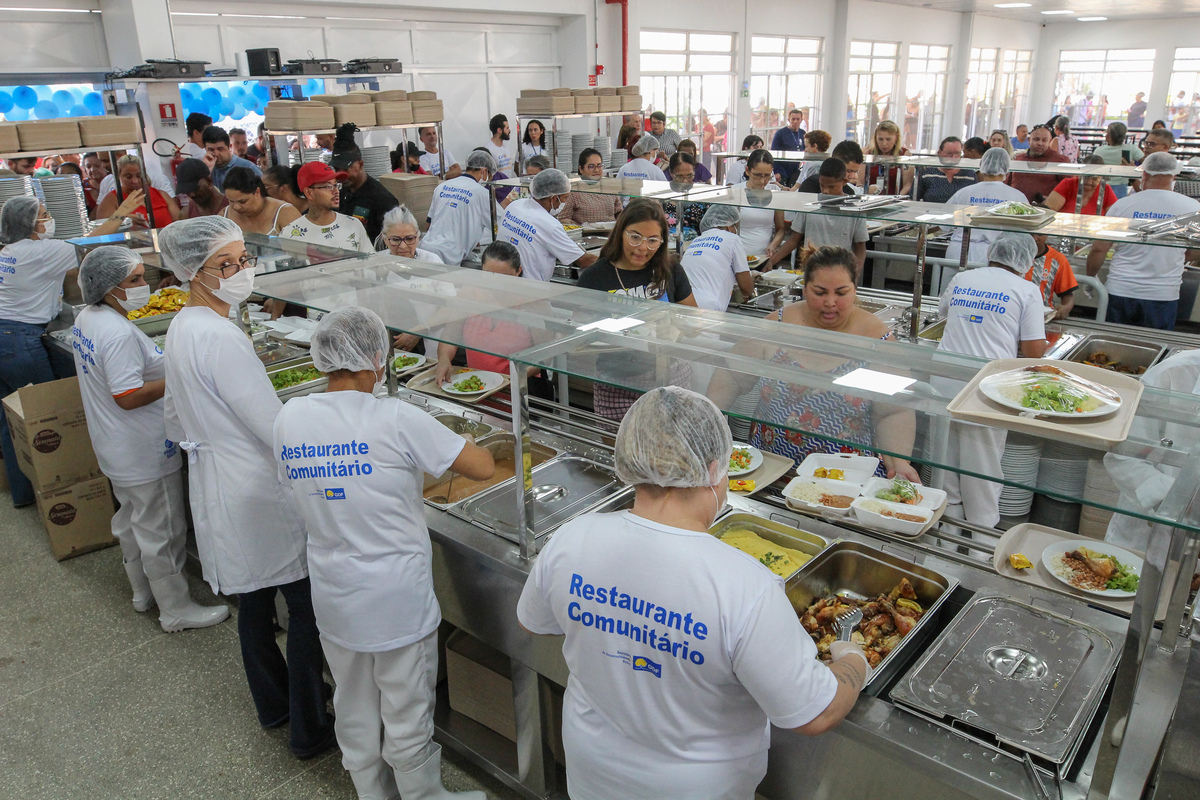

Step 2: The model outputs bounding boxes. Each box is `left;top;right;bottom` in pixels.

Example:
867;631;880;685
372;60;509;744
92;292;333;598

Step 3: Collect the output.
1077;16;1108;21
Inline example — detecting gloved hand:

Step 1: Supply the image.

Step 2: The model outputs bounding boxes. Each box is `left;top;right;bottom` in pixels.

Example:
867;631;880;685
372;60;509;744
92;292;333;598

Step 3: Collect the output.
829;641;873;687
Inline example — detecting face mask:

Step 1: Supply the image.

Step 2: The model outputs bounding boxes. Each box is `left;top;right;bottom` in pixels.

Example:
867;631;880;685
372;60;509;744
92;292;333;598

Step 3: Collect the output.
548;198;565;217
373;366;387;396
208;268;255;306
708;483;723;525
39;218;55;239
116;284;150;313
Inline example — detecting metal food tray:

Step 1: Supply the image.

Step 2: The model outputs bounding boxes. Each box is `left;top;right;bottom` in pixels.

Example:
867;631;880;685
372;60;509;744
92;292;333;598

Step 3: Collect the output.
433;413;498;440
130;310;178;337
1063;335;1163;376
784;541;958;689
421;433;558;510
708;513;828;581
265;357;329;401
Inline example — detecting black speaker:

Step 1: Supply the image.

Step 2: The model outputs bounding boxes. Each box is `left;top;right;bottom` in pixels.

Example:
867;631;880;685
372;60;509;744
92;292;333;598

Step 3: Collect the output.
246;48;282;76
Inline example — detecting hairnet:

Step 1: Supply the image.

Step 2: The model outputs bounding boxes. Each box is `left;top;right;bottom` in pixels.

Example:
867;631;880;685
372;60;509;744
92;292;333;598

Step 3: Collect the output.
1143;151;1183;176
530;168;571;199
465;150;497;172
0;196;39;245
78;246;142;304
979;147;1010;176
158;216;245;281
631;134;660;157
310;306;390;374
987;231;1037;271
614;387;733;488
700;204;740;232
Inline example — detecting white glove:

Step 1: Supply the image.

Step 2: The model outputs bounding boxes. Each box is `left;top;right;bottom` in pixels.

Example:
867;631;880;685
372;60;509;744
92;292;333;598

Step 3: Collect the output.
829;641;872;687
461;433;476;445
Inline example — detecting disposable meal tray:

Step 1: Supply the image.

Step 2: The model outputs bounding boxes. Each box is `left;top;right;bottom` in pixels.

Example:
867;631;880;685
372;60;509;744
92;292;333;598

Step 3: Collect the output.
945;358;1144;449
407;366;511;405
707;512;828;581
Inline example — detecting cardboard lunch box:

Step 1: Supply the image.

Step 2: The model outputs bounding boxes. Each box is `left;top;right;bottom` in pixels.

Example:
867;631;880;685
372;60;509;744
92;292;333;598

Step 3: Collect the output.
2;377;103;494
35;475;117;561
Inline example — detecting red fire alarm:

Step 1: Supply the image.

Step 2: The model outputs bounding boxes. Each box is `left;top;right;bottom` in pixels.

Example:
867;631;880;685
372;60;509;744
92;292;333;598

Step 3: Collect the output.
596;64;606;75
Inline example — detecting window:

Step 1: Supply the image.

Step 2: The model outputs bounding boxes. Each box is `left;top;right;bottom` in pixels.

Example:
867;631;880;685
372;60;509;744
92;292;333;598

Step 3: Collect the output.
749;35;822;140
1167;48;1200;136
847;40;899;143
1055;49;1155;130
639;30;735;160
997;50;1033;135
903;44;950;150
965;47;999;138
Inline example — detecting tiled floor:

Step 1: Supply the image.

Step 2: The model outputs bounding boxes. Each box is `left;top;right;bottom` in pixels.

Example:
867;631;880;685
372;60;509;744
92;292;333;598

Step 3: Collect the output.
0;501;522;800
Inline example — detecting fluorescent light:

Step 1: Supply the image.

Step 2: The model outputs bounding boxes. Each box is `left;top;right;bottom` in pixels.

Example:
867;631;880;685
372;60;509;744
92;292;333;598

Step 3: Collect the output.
833;368;916;396
222;13;305;19
1041;9;1075;14
993;2;1031;7
173;11;218;16
1077;16;1108;21
0;6;95;11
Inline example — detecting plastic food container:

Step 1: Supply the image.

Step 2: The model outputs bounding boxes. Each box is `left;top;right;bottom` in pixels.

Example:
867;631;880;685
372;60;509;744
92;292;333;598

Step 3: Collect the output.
851;497;933;536
782;476;862;516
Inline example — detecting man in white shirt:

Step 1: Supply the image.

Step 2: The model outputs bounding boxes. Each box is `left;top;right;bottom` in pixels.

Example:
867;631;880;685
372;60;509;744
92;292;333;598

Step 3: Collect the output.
680;205;753;311
184;112;212;160
617;134;668;181
944;147;1026;288
418;126;461;180
769;158;868;271
482;114;513;173
498;169;596;281
280;161;372;253
1087;151;1200;330
422;150;496;266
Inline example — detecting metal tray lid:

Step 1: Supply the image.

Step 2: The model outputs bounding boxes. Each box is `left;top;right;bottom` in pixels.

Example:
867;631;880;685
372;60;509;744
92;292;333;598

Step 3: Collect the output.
890;593;1118;764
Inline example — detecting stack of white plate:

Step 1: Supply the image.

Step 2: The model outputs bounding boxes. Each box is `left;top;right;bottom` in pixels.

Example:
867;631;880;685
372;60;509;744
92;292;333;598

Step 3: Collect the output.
0;175;34;211
1037;440;1091;499
999;434;1042;517
360;145;391;178
593;136;611;158
543;131;557;160
289;148;329;166
36;176;89;240
609;148;627;169
571;133;593;164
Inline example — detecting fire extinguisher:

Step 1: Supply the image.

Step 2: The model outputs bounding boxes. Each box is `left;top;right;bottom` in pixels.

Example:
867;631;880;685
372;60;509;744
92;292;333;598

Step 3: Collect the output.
152;138;186;178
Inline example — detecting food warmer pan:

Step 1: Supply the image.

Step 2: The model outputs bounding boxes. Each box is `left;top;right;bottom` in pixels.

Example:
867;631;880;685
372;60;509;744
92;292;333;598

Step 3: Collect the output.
422;433;558;511
708;513;828;582
1063;335;1164;376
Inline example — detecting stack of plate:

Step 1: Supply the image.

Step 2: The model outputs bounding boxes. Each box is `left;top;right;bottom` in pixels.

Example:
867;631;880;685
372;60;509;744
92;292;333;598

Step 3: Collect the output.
592;135;611;159
0;175;34;211
36;176;89;239
999;434;1042;518
1037;440;1091;499
360;145;391;178
289;148;329;166
1079;456;1119;539
609;148;627;169
571;133;593;164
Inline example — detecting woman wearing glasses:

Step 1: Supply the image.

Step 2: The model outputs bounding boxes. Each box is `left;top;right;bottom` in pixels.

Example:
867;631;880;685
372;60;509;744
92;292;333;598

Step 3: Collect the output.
159;216;336;760
377;205;443;263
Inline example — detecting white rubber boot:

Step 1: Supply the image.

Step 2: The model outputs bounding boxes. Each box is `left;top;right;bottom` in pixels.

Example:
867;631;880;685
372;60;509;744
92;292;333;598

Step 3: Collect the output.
393;744;486;800
349;764;401;800
123;558;156;612
149;572;230;632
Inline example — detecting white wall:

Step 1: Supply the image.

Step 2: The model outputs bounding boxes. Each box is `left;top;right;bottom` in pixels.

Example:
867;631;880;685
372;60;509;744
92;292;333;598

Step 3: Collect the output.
0;5;109;71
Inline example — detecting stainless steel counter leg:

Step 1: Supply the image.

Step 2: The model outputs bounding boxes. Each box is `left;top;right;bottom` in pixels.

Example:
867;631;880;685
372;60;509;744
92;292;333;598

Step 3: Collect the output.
510;660;554;796
909;224;928;340
510;360;536;560
386;339;398;396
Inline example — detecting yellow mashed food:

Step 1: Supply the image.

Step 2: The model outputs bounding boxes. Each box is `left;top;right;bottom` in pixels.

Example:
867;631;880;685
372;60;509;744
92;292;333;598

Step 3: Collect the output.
719;528;813;577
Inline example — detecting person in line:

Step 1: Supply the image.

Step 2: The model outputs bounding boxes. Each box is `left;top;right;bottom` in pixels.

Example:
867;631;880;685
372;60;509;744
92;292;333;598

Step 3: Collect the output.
616;123;641;160
1128;92;1148;129
797;129;833;185
648;111;682;157
480;113;514;175
675;139;712;183
616;134;667;181
1090;122;1142;198
988;129;1014;157
1011;124;1030;151
4;156;36;175
769;159;868;272
806;140;865;195
946;148;1028;274
184;112;212;160
330;124;400;243
666;153;706;233
1049;115;1080;162
864;121;913;196
559;148;623;226
938;233;1047;528
97;155;176;202
175;158;228;218
418;127;461;179
522;119;547;160
221;167;301;235
1027;233;1077;320
518;386;866;800
203;126;262;190
280;161;372;254
391;141;426;174
1006;124;1071;204
474;145;518;209
274;306;493;800
1087;152;1200;330
263;165;309;215
421;150;496;266
159;216;336;759
1140;126;1174;158
680;205;753;312
246;122;268;163
377;205;443;263
72;247;230;630
94;155;182;229
724;134;763;185
81;152;107;212
498;168;596;282
914;136;975;203
1045;155;1118;216
770;107;807;186
523;155;550;175
229;128;250;159
737;150;787;264
962;137;989;159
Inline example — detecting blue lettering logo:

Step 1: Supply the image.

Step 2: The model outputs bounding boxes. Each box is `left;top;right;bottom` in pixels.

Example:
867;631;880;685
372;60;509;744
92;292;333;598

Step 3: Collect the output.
324;488;346;500
632;655;661;678
969;314;984;324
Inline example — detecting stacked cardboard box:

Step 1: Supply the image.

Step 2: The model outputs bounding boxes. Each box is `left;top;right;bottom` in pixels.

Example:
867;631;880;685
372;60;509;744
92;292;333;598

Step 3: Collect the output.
333;104;377;127
374;101;415;126
76;116;142;147
516;96;576;115
411;100;444;123
264;100;336;131
377;173;439;229
16;120;81;151
407;91;439;101
0;122;18;152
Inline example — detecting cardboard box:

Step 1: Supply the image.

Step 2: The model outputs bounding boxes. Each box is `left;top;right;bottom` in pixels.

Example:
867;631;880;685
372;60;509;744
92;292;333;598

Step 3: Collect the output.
597;96;622;113
573;96;600;114
372;89;408;102
0;122;18;152
445;630;516;741
374;101;414;126
264;105;336;132
2;377;102;493
77;115;141;147
407;91;438;101
620;95;643;112
16;120;81;151
334;104;377;127
35;476;117;561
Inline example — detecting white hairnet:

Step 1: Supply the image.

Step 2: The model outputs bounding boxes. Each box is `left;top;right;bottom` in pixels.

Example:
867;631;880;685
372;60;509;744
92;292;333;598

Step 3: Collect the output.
979;147;1010;176
530;168;571;199
0;195;39;245
78;246;141;304
987;231;1037;271
631;134;660;157
466;150;497;173
1143;151;1183;176
158;216;245;281
700;204;741;231
614;387;733;488
310;306;390;374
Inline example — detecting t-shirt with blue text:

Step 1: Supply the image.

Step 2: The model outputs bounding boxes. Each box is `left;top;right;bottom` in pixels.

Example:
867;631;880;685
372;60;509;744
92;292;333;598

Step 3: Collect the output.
938;266;1046;361
422;175;493;265
946;181;1029;266
1104;189;1200;301
498;197;585;282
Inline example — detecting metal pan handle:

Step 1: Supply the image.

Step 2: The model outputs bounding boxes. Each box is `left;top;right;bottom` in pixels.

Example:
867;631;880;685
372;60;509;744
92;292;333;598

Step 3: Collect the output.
882;543;920;563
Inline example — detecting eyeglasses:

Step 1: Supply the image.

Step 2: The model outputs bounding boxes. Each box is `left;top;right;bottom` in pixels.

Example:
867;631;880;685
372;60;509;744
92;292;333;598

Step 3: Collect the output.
208;254;257;277
747;169;774;179
624;230;663;248
386;235;419;247
309;182;338;192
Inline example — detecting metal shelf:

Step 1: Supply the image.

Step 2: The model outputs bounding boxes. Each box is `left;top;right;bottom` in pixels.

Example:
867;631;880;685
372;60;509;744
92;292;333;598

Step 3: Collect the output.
0;142;142;160
264;122;441;137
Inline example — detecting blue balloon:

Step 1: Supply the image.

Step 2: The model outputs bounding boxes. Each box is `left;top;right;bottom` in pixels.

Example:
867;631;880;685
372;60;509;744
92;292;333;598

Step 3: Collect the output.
306;79;323;94
5;105;29;121
68;104;91;118
52;89;74;109
201;87;222;107
244;96;262;114
228;85;247;101
68;87;84;103
252;83;269;101
34;100;60;120
217;98;235;118
229;106;247;121
83;92;104;115
179;87;195;104
33;85;53;102
13;86;37;110
0;91;12;114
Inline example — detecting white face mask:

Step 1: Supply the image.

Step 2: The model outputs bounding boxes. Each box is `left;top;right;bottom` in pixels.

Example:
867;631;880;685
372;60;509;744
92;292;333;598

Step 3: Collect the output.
207;268;256;306
548;197;565;217
115;284;151;313
39;217;55;239
373;366;387;396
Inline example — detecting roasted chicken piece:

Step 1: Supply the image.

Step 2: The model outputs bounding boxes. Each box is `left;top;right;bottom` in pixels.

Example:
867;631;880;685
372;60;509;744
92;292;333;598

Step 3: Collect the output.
888;578;918;602
1067;548;1116;580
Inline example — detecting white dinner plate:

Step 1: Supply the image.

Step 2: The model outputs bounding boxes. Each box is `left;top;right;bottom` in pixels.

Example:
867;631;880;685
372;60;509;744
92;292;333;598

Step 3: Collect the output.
392;353;427;375
1041;540;1142;598
441;370;504;396
728;443;764;477
978;369;1121;419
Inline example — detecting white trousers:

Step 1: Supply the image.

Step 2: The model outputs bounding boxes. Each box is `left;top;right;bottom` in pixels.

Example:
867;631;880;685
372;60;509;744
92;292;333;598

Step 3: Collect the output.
112;471;188;581
942;421;1007;528
321;631;439;797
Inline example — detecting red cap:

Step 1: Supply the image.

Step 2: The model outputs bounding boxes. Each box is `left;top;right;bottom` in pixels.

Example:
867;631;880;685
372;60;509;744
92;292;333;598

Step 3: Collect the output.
297;161;349;192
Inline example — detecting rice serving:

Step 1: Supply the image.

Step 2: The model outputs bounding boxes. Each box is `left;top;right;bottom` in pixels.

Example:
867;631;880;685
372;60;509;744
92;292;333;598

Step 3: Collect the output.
785;481;822;504
857;499;886;514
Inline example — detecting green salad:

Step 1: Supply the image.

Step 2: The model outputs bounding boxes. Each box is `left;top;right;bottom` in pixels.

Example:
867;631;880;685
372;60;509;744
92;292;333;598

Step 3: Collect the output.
1018;380;1093;414
876;478;920;504
394;354;421;370
1107;562;1140;592
451;375;485;393
271;367;322;391
993;201;1040;216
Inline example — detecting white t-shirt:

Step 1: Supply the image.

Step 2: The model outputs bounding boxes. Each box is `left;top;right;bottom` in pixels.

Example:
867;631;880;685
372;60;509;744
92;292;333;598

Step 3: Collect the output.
72;305;180;487
420;147;459;177
1104;189;1200;301
498;198;585;282
738;205;776;257
0;238;78;325
680;229;749;311
616;158;667;182
938;266;1046;361
790;205;869;251
946;181;1028;266
274;391;465;652
725;159;747;185
798;160;821;184
481;140;513;173
99;170;176;199
517;510;838;800
280;212;372;254
422;175;493;265
415;247;444;264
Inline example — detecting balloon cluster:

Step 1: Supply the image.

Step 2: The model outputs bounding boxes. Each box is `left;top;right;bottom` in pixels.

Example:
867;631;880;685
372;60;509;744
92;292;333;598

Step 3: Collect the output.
179;79;325;122
0;84;104;121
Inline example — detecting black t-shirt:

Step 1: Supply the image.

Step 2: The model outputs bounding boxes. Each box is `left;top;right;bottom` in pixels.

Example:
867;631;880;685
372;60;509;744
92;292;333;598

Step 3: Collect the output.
577;256;693;303
339;175;400;243
797;175;855;196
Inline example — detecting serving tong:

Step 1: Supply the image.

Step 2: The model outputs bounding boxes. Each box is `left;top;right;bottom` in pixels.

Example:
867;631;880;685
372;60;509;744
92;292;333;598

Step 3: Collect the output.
833;608;863;641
